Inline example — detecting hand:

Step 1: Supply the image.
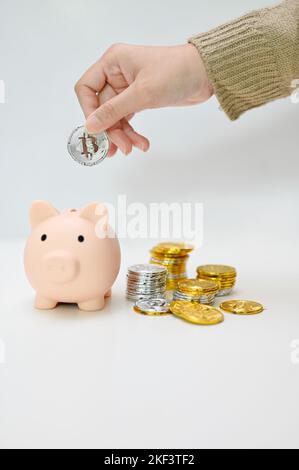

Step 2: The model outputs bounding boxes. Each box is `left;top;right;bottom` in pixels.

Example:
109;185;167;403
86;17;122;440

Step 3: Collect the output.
75;43;213;156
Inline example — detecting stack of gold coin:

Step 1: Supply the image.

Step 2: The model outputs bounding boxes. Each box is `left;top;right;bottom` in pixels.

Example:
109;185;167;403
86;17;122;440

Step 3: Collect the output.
173;279;219;305
150;242;194;290
196;264;237;296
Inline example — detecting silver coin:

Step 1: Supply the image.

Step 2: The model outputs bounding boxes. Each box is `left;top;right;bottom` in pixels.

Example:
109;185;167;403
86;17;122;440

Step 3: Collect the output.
128;270;167;276
127;294;166;302
128;264;167;275
135;298;170;314
127;280;166;285
127;291;166;299
127;273;166;282
173;295;213;302
216;288;233;297
127;288;166;294
173;291;216;305
174;291;215;298
127;287;166;293
127;282;166;288
127;281;166;287
127;291;166;296
127;290;166;296
67;125;110;167
127;284;166;289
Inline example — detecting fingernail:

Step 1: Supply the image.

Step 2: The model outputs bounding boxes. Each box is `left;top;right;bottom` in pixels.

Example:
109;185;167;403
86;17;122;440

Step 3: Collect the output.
85;114;102;134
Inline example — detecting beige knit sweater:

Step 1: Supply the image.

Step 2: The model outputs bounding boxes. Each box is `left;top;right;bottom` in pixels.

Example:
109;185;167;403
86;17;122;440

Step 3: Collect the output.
189;0;299;120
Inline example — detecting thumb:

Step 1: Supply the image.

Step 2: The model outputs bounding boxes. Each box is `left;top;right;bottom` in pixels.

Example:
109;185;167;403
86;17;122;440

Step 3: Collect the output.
85;85;140;134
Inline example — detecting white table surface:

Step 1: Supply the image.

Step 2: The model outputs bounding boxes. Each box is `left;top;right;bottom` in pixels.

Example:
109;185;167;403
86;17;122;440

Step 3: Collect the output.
0;239;299;449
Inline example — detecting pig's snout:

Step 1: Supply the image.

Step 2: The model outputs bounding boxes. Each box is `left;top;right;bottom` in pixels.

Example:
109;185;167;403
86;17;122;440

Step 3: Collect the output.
42;251;78;284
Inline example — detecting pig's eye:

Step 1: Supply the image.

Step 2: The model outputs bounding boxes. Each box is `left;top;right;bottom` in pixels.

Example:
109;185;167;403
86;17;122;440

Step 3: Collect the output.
41;234;47;242
78;235;85;243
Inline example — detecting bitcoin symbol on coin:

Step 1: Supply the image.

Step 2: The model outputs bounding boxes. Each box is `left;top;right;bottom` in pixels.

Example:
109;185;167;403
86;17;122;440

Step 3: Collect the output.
79;134;99;160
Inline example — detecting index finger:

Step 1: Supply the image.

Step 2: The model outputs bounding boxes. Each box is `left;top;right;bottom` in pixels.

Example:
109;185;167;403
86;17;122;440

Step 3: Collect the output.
74;59;107;119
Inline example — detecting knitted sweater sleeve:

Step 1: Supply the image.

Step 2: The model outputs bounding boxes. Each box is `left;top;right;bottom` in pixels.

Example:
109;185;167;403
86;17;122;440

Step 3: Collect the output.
189;0;299;120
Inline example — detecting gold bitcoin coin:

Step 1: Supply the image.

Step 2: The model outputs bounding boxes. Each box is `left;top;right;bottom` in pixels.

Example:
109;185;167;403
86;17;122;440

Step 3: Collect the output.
220;300;264;315
177;278;218;294
170;300;224;325
197;265;236;277
152;242;194;256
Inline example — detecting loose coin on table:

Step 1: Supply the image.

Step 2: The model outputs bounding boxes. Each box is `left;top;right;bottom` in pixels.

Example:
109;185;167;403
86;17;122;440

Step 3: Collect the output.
170;300;224;325
67;125;110;166
134;298;171;316
220;300;264;315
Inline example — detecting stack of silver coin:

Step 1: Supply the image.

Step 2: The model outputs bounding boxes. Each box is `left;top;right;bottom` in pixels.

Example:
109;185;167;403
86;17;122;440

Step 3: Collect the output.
126;264;167;301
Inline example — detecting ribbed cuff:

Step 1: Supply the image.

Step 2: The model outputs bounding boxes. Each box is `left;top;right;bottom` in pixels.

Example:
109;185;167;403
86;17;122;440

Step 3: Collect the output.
189;4;294;120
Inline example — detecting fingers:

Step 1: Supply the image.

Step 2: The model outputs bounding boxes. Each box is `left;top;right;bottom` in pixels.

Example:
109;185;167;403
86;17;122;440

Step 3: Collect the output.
126;113;135;121
108;128;132;155
97;83;131;154
85;84;140;134
108;142;118;157
122;120;150;152
107;120;150;155
97;83;149;155
75;60;106;118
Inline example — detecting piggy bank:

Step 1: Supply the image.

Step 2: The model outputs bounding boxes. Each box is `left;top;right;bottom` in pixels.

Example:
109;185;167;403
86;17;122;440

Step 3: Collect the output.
24;200;121;311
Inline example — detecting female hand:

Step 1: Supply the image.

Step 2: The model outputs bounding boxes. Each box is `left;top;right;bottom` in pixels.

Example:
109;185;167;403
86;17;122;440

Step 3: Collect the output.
75;43;213;156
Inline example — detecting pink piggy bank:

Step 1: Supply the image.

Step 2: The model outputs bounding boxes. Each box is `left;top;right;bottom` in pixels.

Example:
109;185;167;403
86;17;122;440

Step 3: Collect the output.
24;200;121;311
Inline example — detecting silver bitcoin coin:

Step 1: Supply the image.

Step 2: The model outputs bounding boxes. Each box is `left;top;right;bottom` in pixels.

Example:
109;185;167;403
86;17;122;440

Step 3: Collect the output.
128;264;167;275
134;298;171;315
67;125;110;166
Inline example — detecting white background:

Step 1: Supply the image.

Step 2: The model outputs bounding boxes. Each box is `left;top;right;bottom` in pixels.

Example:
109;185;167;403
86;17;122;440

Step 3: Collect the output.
0;0;299;449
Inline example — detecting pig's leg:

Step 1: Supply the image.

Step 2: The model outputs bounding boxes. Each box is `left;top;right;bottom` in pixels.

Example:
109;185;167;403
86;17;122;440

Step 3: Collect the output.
105;289;112;298
35;295;57;310
78;296;105;312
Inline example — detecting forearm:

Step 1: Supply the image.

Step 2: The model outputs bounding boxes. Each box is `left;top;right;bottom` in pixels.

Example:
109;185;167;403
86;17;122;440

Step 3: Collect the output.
189;0;299;120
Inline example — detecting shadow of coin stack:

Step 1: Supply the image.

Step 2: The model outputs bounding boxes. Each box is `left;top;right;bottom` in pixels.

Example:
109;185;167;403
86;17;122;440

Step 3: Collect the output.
150;243;194;291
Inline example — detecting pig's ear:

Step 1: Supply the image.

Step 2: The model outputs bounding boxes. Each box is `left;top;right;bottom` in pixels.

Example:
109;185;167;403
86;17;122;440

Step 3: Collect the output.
29;200;59;228
79;202;108;228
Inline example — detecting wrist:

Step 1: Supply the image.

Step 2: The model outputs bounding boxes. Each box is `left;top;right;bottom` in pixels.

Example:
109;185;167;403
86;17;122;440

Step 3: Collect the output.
185;43;214;102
